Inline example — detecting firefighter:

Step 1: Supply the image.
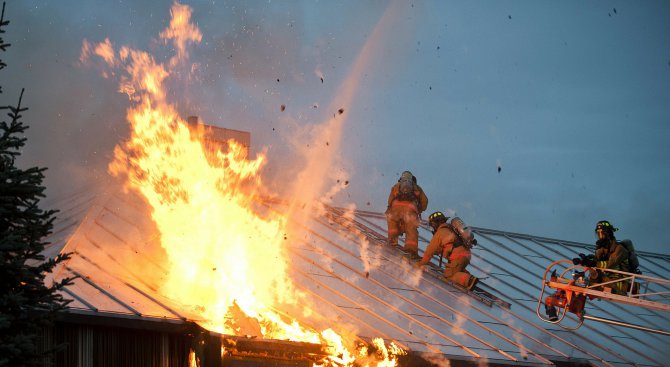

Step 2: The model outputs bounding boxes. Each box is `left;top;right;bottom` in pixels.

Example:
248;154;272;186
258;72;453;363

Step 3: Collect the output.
591;220;631;294
385;171;428;259
547;220;636;321
416;212;478;290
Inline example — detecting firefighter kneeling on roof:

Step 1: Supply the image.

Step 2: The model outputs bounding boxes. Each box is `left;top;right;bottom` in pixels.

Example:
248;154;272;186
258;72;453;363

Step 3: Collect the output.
415;211;479;290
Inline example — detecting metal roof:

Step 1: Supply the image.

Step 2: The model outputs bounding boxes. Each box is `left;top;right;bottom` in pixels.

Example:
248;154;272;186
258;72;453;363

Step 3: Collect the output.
42;186;670;367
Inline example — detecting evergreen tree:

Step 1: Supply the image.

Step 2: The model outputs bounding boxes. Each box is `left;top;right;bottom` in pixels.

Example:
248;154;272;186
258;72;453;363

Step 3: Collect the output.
0;3;72;366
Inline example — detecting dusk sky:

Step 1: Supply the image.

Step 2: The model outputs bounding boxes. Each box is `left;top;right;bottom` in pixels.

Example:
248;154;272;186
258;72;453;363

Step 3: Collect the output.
4;1;670;254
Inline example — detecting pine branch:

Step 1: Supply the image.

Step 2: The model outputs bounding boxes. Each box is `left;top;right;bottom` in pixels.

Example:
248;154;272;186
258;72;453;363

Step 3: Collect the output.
0;1;9;71
0;2;8;30
1;89;29;169
0;4;75;364
2;88;29;116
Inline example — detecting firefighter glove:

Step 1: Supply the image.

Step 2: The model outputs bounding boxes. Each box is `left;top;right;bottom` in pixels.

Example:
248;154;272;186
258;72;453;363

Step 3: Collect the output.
582;254;597;267
573;253;596;267
572;253;587;265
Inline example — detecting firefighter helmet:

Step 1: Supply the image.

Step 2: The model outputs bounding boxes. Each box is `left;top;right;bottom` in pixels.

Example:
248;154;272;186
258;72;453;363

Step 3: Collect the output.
595;220;617;240
398;170;417;184
428;211;448;232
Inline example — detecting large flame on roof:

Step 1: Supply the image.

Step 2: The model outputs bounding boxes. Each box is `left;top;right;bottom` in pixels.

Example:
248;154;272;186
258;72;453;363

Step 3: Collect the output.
83;2;403;366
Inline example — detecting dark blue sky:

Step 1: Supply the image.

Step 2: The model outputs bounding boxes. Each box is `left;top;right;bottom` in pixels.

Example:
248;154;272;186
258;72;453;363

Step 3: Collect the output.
5;1;670;253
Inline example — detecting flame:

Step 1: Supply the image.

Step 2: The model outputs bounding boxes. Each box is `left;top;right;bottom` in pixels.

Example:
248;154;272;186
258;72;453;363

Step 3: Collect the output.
84;2;403;366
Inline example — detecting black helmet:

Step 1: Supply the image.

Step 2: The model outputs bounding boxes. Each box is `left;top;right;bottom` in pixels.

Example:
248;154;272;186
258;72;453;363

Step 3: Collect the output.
428;211;448;232
595;220;617;240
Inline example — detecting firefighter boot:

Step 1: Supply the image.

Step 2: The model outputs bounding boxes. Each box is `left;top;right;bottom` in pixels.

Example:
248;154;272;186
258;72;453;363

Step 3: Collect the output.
402;245;420;260
387;235;398;247
467;276;479;291
544;304;559;322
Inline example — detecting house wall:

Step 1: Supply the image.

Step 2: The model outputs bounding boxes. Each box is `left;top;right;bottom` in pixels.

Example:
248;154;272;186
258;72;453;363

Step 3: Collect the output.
39;317;221;367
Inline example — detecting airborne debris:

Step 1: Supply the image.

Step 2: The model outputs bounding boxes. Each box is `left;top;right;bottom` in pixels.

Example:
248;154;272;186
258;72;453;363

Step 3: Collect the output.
498;166;501;173
320;77;324;83
338;108;344;115
280;104;285;112
344;180;349;185
365;271;369;278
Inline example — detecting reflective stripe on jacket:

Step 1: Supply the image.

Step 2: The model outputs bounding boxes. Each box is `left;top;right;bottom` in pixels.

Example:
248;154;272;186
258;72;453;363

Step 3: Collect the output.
595;240;629;271
387;182;428;213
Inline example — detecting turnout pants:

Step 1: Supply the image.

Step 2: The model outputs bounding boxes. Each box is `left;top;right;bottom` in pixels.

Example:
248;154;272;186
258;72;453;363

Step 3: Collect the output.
386;202;419;251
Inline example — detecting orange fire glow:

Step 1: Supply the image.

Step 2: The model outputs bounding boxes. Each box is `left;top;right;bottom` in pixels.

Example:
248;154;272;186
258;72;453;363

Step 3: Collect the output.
83;2;403;366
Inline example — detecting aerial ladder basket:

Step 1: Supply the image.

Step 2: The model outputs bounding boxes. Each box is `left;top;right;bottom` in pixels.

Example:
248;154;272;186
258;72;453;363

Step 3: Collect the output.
536;259;670;336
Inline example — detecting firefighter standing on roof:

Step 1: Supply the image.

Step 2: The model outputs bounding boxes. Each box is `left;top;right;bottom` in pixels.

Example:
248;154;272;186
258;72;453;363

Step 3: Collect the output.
385;171;428;258
416;212;479;290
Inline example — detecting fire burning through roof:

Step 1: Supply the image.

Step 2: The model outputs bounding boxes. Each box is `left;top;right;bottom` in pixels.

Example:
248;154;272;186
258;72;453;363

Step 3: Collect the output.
81;2;403;366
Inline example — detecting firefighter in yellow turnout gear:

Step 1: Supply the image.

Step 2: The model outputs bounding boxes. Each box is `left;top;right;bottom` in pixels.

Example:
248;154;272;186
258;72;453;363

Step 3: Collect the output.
386;171;428;258
417;212;478;290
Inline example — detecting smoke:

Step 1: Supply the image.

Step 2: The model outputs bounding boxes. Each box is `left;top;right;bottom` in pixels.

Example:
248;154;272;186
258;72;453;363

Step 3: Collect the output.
403;261;425;288
416;352;451;367
450;311;468;337
501;312;529;361
277;0;412;217
6;3;133;203
7;0;416;218
337;204;381;275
